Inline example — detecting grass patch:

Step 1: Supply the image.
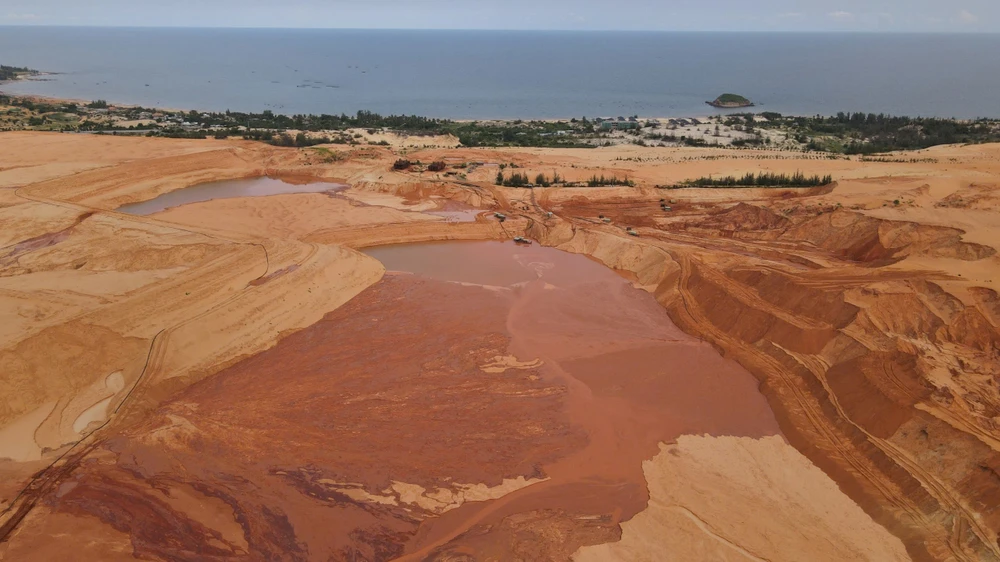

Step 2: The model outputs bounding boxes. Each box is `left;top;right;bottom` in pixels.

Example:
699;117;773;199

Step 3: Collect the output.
310;146;343;163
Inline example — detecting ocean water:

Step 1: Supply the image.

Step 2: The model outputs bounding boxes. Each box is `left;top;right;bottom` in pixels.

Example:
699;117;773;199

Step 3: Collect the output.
2;27;999;119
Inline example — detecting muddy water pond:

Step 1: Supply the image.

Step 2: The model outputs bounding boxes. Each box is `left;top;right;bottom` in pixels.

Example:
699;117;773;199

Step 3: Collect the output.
363;240;612;287
365;240;780;439
366;242;778;446
362;240;781;555
116;176;347;215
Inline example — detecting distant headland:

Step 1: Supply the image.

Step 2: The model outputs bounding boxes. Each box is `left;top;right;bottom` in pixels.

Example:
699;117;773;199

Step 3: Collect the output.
707;93;754;109
0;65;39;82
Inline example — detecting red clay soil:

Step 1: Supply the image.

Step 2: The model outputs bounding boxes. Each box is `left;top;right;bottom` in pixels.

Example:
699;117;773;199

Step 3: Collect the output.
12;242;780;560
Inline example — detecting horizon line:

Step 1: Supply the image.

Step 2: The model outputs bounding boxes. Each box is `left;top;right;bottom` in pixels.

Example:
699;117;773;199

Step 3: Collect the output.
1;24;999;34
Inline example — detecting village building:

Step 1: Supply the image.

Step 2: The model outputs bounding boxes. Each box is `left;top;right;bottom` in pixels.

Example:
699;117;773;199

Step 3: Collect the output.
600;119;641;131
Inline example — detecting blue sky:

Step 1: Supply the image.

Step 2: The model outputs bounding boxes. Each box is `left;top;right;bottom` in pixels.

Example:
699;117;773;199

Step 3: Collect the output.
2;0;997;31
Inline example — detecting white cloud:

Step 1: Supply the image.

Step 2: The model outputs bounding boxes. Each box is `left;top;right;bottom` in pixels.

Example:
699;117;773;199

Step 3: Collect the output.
956;9;979;24
857;12;894;27
4;13;39;20
827;11;855;22
776;12;804;19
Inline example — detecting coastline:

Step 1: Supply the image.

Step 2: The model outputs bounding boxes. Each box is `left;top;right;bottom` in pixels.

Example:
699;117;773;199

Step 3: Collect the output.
0;88;184;114
3;88;996;156
0;82;990;128
0;69;54;86
0;87;734;125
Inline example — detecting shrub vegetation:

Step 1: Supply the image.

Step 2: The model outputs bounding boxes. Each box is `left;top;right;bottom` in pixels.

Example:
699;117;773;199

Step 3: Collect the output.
587;174;634;187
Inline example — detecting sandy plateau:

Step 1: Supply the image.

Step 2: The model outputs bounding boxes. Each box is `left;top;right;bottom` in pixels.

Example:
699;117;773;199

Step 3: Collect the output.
0;131;999;561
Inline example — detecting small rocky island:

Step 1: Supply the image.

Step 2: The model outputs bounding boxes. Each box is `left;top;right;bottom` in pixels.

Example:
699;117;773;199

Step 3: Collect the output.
707;93;754;109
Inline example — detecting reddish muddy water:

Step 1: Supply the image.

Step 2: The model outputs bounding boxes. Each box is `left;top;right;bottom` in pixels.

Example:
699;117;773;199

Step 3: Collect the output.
364;241;781;558
363;241;614;287
116;176;347;215
23;241;781;560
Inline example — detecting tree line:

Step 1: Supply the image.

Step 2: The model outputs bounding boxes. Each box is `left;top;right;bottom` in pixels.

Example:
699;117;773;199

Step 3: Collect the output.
748;111;1000;154
683;171;832;188
495;170;636;188
587;174;634;187
209;109;443;133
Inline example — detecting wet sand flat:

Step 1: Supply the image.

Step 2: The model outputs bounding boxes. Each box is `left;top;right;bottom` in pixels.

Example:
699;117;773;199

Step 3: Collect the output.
425;200;482;222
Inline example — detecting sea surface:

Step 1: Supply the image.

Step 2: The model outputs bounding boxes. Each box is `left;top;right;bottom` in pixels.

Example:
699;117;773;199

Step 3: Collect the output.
2;27;1000;119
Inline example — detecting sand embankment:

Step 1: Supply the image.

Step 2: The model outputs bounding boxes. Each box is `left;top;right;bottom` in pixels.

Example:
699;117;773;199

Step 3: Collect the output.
575;435;910;561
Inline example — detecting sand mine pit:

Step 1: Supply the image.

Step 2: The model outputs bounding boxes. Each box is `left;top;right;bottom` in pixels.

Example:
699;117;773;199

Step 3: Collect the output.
3;240;908;560
5;133;999;561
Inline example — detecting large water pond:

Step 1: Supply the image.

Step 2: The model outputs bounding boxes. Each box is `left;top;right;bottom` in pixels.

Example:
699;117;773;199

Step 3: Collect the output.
116;177;347;215
363;240;780;441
